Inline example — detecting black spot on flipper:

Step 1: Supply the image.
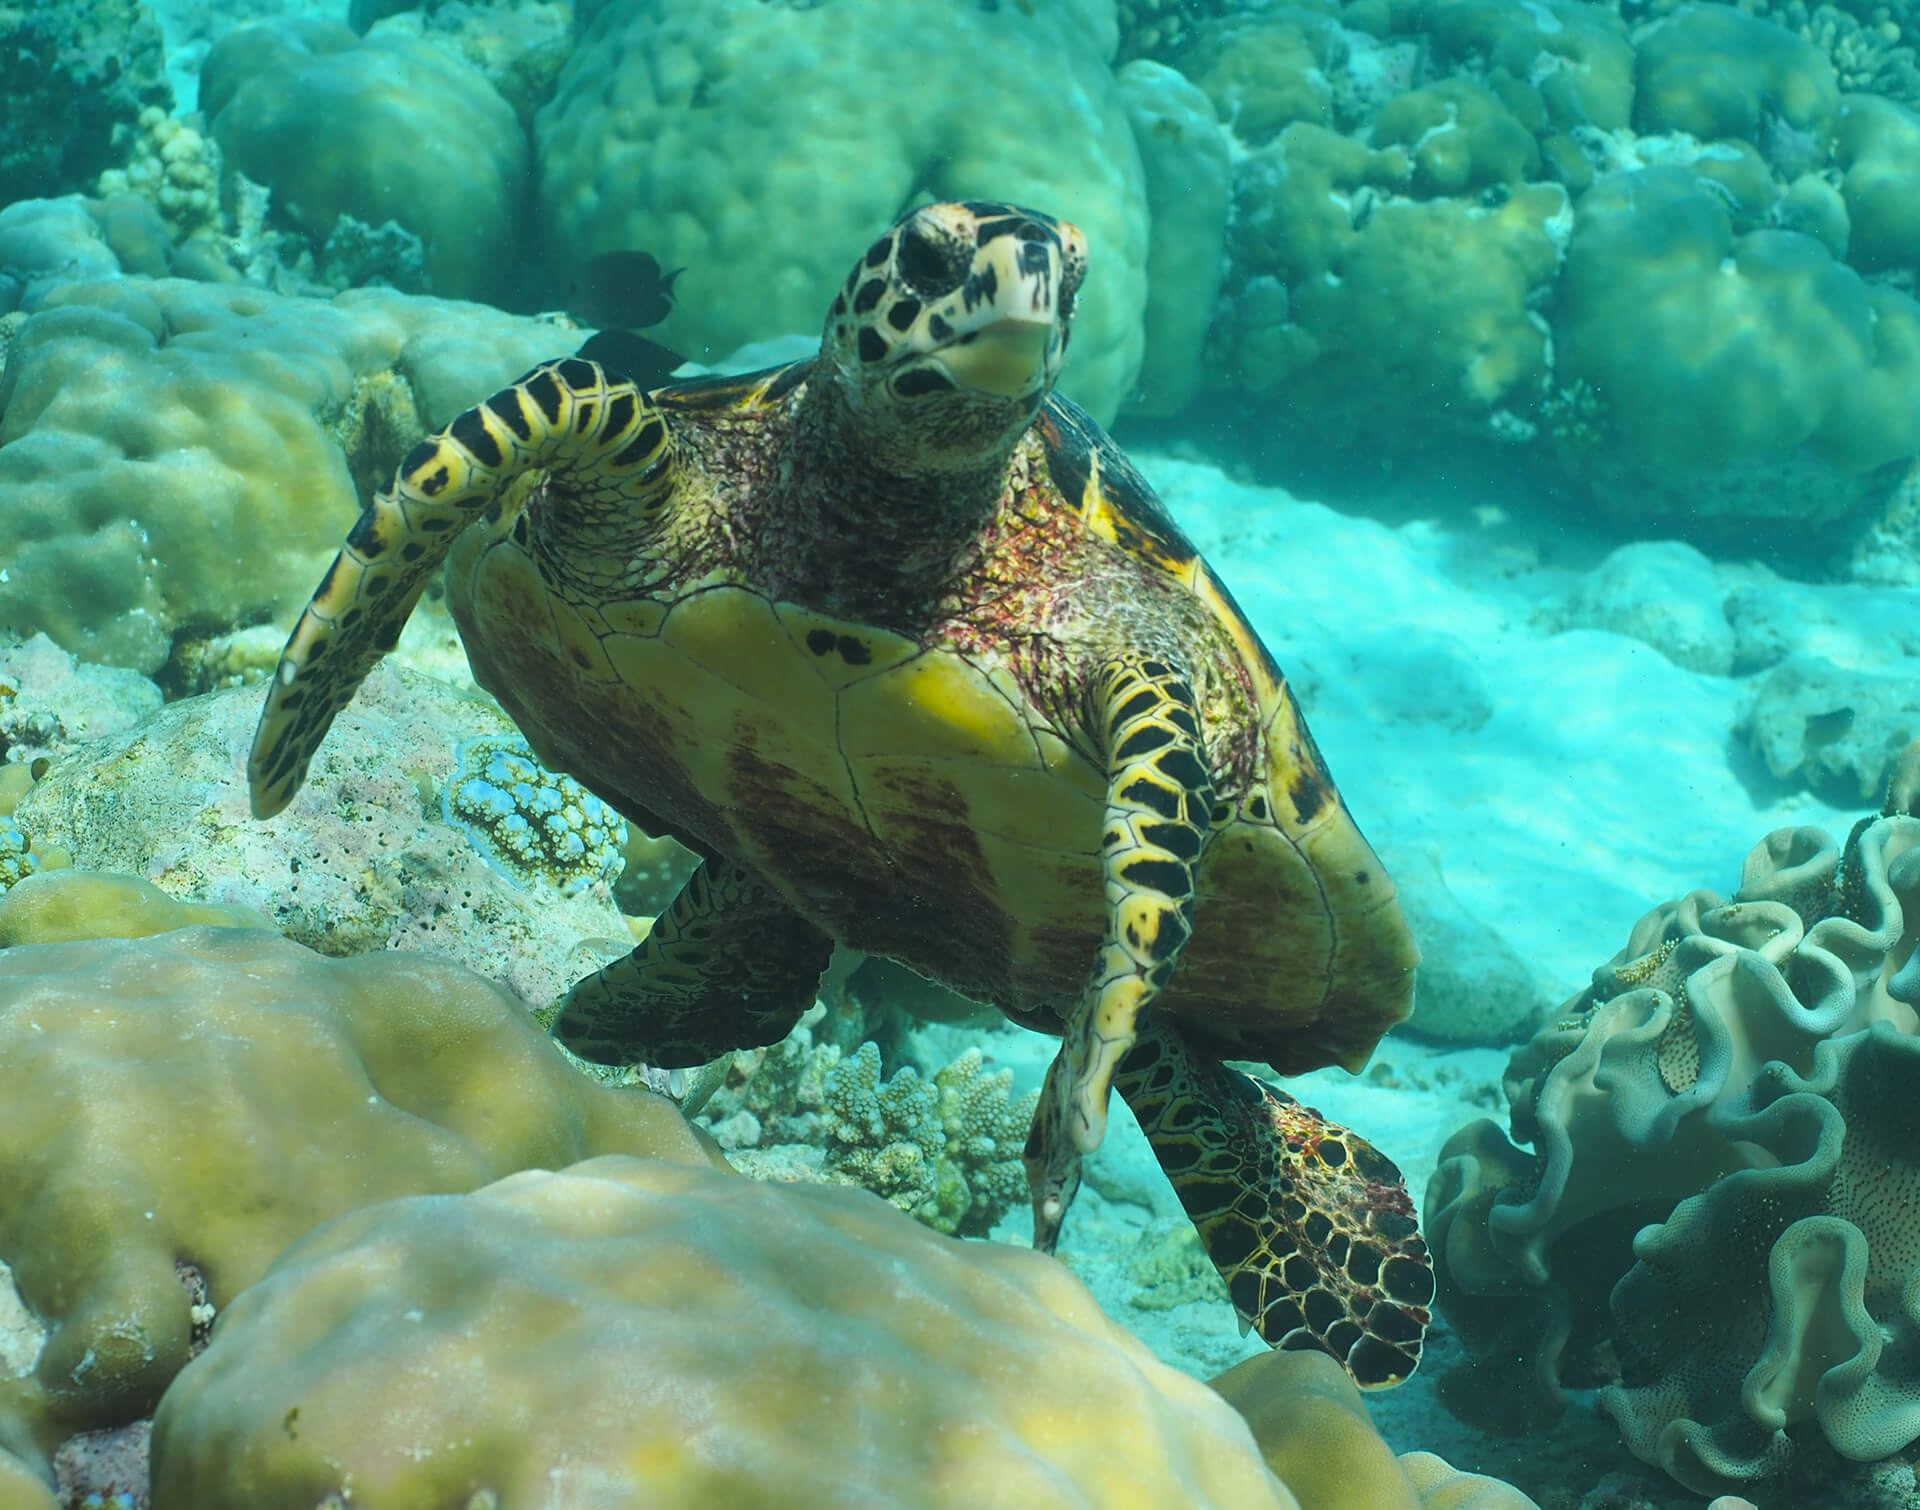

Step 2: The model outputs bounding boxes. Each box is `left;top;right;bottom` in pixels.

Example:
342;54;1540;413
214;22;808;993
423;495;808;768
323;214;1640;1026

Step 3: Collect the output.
399;542;426;562
928;313;952;342
485;391;533;442
603;391;638;436
1302;1288;1345;1334
863;236;892;268
556;358;599;389
1118;777;1180;820
886;298;920;330
1111;688;1158;725
1120;857;1187;897
511;514;530;547
1115;725;1175;760
610;418;666;469
857;327;887;363
1382;1254;1435;1306
836;635;871;665
805;629;836;656
1288;768;1329;824
1346;1243;1381;1286
400;440;440;483
1139;821;1201;860
524;369;565;424
853;279;886;314
1369;1304;1425;1344
449;407;503;468
1156;748;1210;793
344;511;382;555
1349;1337;1416;1388
1247;794;1269;821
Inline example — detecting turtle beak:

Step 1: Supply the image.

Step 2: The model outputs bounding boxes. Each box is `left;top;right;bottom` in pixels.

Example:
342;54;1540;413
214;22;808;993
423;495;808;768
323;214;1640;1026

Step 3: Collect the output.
936;317;1054;398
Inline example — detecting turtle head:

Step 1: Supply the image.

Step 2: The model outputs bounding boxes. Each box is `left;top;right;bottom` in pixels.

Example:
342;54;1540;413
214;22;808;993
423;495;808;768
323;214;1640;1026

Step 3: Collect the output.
817;201;1087;470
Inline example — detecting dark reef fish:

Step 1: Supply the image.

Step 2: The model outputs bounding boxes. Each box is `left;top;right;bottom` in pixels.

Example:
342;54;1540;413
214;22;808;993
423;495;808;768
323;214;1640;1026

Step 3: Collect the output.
568;250;684;331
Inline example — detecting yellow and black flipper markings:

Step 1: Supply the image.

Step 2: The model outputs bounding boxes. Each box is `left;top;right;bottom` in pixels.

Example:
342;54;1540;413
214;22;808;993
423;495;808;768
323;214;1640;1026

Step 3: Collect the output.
1117;1025;1432;1387
1026;657;1213;1250
248;359;673;820
554;859;832;1068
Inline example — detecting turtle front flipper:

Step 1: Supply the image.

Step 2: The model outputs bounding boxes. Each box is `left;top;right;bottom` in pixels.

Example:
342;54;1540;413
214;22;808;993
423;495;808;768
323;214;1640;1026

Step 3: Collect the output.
554;858;832;1068
1118;1024;1432;1388
1026;656;1213;1248
248;359;674;819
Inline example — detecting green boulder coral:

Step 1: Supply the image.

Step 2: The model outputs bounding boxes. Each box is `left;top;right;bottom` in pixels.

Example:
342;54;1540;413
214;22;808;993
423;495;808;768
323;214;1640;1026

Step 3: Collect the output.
1553;165;1920;524
204;20;529;302
531;0;1147;423
0;278;568;671
1834;92;1920;274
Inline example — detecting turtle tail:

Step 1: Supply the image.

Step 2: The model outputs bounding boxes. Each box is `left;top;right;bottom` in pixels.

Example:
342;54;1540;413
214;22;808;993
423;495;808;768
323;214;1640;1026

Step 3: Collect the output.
248;359;671;819
1114;1023;1433;1388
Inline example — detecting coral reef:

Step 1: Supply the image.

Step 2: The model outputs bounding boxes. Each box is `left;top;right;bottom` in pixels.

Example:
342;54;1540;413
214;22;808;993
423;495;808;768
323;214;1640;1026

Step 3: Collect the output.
0;0;171;206
1426;745;1920;1493
532;0;1147;423
0;888;703;1485
14;665;634;1010
0;276;568;671
202;20;528;302
701;1014;1037;1240
93;106;222;248
149;1155;1295;1508
443;733;628;897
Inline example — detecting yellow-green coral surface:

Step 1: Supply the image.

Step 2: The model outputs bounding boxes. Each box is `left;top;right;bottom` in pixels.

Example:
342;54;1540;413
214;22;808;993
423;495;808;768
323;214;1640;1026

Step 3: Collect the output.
0;882;705;1482
151;1156;1297;1509
0;278;569;671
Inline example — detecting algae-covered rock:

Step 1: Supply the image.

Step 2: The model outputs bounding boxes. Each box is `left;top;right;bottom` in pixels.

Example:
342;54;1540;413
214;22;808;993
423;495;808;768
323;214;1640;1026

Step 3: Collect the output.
13;665;633;1010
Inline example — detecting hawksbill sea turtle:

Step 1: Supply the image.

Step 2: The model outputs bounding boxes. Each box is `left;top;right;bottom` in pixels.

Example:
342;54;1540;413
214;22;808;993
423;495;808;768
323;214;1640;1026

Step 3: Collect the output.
249;200;1433;1384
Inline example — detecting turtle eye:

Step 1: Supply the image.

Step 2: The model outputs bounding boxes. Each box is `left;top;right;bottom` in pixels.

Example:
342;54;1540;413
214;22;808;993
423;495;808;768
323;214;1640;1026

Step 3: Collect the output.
896;226;969;299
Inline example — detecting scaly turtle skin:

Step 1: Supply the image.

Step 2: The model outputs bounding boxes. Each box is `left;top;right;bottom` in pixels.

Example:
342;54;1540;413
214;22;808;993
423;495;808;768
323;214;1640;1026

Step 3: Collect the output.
249;202;1432;1385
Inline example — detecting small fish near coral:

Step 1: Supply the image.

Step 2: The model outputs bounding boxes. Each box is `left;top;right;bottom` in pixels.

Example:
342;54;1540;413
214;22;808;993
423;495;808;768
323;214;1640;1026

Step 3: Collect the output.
567;249;683;331
247;200;1433;1387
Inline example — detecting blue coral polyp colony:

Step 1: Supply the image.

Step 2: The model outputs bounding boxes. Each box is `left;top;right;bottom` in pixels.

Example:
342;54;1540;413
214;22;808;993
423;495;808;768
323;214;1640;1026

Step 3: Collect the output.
442;735;627;897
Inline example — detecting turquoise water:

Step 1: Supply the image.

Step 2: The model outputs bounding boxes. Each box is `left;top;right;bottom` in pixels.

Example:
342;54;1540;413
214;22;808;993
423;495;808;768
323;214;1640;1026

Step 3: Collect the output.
3;1;1920;1506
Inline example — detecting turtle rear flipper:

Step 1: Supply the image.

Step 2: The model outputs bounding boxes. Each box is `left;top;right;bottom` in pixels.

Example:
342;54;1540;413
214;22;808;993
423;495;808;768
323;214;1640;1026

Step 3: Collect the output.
554;859;832;1068
1116;1025;1433;1388
247;359;674;819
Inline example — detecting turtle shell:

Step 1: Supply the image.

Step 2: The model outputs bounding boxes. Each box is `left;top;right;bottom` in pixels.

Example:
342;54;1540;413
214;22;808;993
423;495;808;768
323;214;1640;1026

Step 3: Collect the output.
445;367;1416;1080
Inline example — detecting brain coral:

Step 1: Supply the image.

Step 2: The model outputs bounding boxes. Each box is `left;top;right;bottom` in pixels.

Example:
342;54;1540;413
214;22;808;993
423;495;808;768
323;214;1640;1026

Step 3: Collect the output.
202;20;529;303
532;0;1147;423
151;1156;1295;1509
0;893;704;1488
1426;746;1920;1493
0;277;569;672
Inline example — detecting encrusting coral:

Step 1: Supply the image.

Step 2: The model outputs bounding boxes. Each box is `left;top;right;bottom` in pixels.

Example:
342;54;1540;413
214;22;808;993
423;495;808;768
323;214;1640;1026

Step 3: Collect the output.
1426;740;1920;1494
442;732;629;897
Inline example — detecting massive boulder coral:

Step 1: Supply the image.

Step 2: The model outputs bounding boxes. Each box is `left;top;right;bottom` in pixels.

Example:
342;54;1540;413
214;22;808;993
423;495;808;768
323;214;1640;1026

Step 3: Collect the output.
0;276;567;671
150;1155;1296;1509
0;892;706;1489
1426;746;1920;1493
532;0;1147;423
1551;164;1920;531
201;20;530;302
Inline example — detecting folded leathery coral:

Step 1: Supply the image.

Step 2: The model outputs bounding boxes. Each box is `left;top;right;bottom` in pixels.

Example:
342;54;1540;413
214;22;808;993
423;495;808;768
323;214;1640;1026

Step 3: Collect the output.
0;881;707;1487
150;1157;1294;1510
1426;741;1920;1493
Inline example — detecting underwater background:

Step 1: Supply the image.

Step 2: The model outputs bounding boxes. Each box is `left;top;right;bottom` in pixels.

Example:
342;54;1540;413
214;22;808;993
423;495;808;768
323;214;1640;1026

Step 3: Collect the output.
3;0;1920;1506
